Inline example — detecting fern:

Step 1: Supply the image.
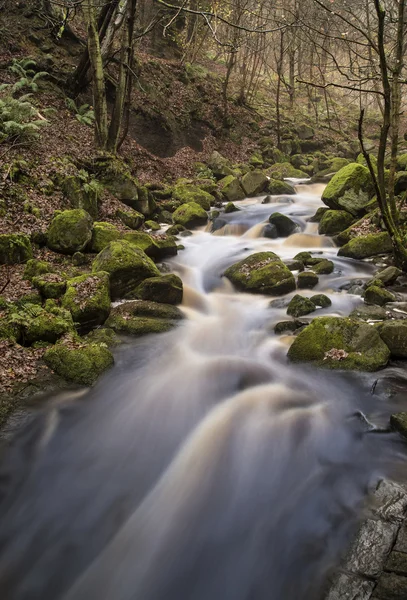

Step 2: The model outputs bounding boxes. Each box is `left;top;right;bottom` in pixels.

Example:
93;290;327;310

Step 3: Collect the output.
65;98;95;127
0;95;47;143
76;169;103;196
8;59;48;95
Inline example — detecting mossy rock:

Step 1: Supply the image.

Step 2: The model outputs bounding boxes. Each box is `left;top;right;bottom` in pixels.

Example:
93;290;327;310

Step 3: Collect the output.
166;224;185;235
224;252;296;296
172;185;214;211
105;300;184;336
293;251;313;262
207;151;234;179
8;302;75;345
62;272;111;332
390;412;407;439
44;341;114;385
218;175;246;202
241;170;268;196
314;158;350;178
338;233;392;259
349;304;397;322
89;222;122;253
23;259;51;281
224;202;239;214
61;175;100;219
368;266;402;286
266;162;308;180
123;231;160;257
116;208;144;230
47;209;93;255
0;234;33;264
268;212;298;237
92;240;160;299
333;215;371;246
132;274;183;305
267;179;296;195
376;321;407;358
274;320;306;334
364;285;396;306
309;207;329;223
172;202;207;228
321;163;374;214
32;273;67;299
312;259;334;275
296;123;314;140
84;327;120;347
310;294;332;308
287;295;316;317
297;271;319;289
145;220;160;231
318;210;355;235
287;316;390;371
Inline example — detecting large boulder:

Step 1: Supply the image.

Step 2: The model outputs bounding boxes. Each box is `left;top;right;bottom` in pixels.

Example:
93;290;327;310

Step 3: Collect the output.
89;222;122;253
172;185;214;210
369;266;402;286
224;252;296;296
364;285;396;306
116;208;144;230
47;209;93;255
267;179;296;195
92;240;160;299
62;272;111;332
219;175;246;202
0;234;32;264
32;273;67;299
8;302;75;345
321;163;374;214
105;300;184;336
241;170;268;196
287;316;390;371
133;274;183;305
338;233;392;259
318;210;355;235
266;162;308;179
207;151;234;179
172;202;207;228
296;123;314;140
44;340;114;385
376;320;407;358
268;212;298;237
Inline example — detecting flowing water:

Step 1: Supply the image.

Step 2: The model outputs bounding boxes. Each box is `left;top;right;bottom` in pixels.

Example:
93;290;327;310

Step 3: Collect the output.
0;182;406;600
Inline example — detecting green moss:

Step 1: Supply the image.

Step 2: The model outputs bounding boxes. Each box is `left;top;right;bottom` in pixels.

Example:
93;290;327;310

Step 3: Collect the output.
287;316;390;371
318;210;355;235
377;321;407;358
172;202;208;228
6;302;74;345
224;252;296;296
92;240;160;299
338;233;392;259
267;179;296;195
23;259;51;281
172;185;214;211
322;163;374;212
287;295;316;317
0;234;33;264
266;162;308;179
47;209;93;255
297;271;318;289
145;220;160;231
84;327;120;347
123;231;160;257
166;224;185;235
32;273;67;299
312;259;334;275
62;271;111;331
241;170;268;196
116;208;145;230
105;300;183;336
44;342;114;385
132;274;183;304
224;202;239;214
364;285;396;306
309;207;329;223
218;175;246;202
310;294;332;308
61;174;100;219
90;222;122;253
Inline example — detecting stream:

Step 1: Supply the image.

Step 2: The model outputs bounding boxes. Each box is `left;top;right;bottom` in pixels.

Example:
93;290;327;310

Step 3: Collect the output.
0;181;407;600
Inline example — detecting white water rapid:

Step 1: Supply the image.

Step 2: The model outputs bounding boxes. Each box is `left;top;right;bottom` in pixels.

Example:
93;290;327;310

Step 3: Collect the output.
0;182;405;600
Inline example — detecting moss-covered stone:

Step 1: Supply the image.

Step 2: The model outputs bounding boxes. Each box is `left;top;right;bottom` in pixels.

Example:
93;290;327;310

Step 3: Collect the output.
89;222;122;253
338;232;392;259
219;175;246;202
0;234;33;264
287;316;390;371
172;185;214;210
44;341;114;385
224;202;239;213
23;259;51;281
61;174;100;219
349;304;397;322
62;272;111;332
390;412;407;439
364;285;396;306
32;273;67;299
166;224;185;235
92;240;159;299
84;327;120;347
312;259;334;275
318;210;355;235
105;300;183;336
321;163;374;214
116;208;144;230
123;231;160;257
266;162;308;180
132;274;183;305
297;271;319;289
310;294;332;308
154;236;178;259
309;207;329;223
172;202;207;228
293;251;312;262
47;209;93;255
241;170;268;196
268;212;298;237
207;151;234;179
274;320;306;334
287;295;316;317
368;266;402;286
224;252;296;296
8;303;75;345
267;178;296;195
376;321;407;358
145;220;160;231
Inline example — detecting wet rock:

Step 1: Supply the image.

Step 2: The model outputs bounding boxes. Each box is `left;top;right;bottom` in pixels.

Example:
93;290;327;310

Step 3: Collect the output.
350;304;402;322
0;233;33;264
92;240;160;299
377;321;407;358
145;220;161;231
274;320;307;334
297;271;319;289
293;251;313;262
219;175;246;202
310;294;332;308
369;266;403;286
172;202;208;228
287;316;390;371
268;212;298;237
32;273;67;299
47;209;93;255
224;252;296;296
263;224;278;239
364;285;396;306
241;170;268;196
89;222;122;253
322;163;374;214
44;341;114;385
154;237;178;260
285;259;304;271
116;208;144;230
338;233;393;259
318;209;355;235
373;572;407;600
105;300;184;336
308;207;329;223
166;224;185;235
61;272;111;332
390;412;407;439
224;202;239;214
287;295;316;317
131;273;183;305
312;259;334;275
